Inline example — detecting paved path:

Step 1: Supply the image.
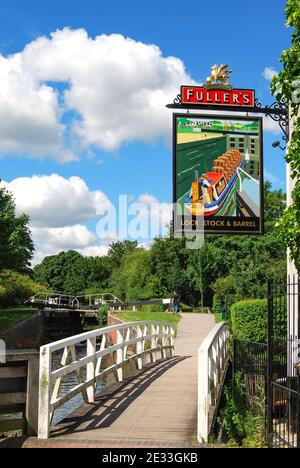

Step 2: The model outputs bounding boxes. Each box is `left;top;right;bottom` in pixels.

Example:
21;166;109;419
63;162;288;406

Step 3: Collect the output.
6;314;215;448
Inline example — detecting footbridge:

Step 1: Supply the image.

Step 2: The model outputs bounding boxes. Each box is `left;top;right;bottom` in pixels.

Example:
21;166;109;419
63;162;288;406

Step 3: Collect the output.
13;315;230;448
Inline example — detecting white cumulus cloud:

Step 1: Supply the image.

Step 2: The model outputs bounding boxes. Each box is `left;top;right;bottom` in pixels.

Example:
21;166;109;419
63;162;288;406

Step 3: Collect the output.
0;54;75;162
0;28;195;160
30;225;104;265
32;225;96;250
79;245;110;257
263;115;282;134
0;30;284;161
137;193;172;233
263;67;278;81
3;174;112;228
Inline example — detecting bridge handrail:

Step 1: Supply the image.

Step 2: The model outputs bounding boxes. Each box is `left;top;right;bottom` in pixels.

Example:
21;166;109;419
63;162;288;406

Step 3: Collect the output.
38;320;175;440
197;322;231;443
40;321;165;352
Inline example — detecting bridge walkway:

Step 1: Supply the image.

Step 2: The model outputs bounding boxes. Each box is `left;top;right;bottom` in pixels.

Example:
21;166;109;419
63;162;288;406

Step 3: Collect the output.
41;314;215;446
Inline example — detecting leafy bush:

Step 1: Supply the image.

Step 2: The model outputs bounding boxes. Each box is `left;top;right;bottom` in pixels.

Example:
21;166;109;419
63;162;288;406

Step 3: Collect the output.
0;285;8;309
212;294;222;315
97;304;110;328
220;373;266;448
231;299;268;343
192;306;210;314
84;287;113;296
0;270;46;307
271;0;300;271
126;286;148;301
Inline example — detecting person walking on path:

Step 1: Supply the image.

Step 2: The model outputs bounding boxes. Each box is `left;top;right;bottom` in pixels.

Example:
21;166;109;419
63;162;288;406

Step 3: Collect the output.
171;291;180;315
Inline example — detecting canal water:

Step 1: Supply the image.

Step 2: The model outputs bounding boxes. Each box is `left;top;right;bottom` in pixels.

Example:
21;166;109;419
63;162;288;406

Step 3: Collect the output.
51;346;108;427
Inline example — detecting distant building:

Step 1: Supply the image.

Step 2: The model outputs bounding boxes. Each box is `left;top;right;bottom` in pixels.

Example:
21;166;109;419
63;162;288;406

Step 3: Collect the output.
244;154;260;180
227;134;260;180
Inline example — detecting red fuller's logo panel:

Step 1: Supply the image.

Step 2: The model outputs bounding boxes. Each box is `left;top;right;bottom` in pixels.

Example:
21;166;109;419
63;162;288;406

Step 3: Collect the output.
181;86;255;107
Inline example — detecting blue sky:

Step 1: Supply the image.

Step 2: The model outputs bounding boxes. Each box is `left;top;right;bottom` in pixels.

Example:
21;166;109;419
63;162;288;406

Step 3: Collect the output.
0;0;291;263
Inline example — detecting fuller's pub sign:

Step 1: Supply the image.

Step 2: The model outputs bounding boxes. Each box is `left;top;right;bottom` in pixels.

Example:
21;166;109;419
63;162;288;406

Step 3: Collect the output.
181;64;255;107
171;65;264;236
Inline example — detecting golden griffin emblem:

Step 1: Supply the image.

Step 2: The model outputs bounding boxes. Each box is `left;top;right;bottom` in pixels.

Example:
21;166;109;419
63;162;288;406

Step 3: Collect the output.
206;64;233;89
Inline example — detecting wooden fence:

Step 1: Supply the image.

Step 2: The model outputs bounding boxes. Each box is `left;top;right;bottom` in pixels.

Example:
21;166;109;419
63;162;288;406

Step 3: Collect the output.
0;350;39;436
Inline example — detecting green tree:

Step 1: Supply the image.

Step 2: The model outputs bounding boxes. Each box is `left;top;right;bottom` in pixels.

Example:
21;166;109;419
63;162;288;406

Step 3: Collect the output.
212;276;236;314
85;256;112;291
186;241;219;311
150;236;190;301
110;249;151;301
145;275;168;299
0;187;34;272
107;241;139;268
271;0;300;270
63;254;90;295
34;251;87;294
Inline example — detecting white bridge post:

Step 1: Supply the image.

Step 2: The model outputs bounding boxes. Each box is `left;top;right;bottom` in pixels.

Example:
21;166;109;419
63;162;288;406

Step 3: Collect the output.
87;336;96;403
38;346;51;440
136;326;143;370
116;328;124;382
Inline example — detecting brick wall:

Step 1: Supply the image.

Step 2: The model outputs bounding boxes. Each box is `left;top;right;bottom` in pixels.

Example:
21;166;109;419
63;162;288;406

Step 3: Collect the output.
107;313;124;345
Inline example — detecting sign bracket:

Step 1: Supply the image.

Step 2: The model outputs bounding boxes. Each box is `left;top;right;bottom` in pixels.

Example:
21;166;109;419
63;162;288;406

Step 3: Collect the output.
166;95;289;142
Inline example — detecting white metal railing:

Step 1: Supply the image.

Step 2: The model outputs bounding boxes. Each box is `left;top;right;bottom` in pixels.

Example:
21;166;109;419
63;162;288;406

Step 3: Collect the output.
71;293;125;309
198;322;231;443
25;292;76;306
25;292;125;309
38;321;175;439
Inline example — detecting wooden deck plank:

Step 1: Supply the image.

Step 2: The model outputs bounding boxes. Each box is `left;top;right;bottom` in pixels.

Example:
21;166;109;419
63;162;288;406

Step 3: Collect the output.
0;367;27;379
0;393;27;406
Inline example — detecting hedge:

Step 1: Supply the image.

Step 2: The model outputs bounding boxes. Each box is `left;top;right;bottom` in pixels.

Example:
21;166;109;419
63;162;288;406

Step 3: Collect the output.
141;304;163;313
97;304;110;328
231;299;268;344
0;270;46;307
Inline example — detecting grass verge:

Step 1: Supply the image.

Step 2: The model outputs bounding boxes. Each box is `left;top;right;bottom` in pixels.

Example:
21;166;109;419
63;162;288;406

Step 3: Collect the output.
0;308;39;333
115;311;181;330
